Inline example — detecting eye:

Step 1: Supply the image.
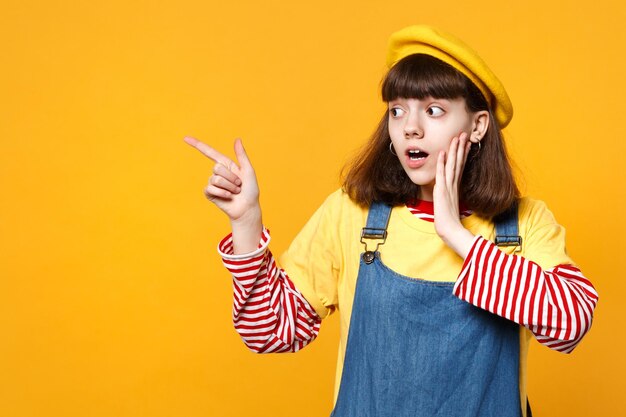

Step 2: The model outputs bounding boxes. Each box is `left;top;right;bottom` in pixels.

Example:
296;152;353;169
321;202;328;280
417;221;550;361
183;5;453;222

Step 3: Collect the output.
426;106;444;117
389;107;405;117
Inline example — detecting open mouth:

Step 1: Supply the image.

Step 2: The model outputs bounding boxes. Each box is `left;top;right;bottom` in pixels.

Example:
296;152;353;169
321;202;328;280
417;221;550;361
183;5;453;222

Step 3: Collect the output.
407;149;429;160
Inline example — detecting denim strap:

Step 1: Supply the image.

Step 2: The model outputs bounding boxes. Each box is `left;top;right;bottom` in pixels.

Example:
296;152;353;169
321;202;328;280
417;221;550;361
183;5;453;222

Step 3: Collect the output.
494;200;522;250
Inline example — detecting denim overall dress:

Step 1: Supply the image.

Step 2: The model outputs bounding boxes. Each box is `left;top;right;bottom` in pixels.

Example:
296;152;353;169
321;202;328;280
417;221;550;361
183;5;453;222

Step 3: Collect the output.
330;202;525;417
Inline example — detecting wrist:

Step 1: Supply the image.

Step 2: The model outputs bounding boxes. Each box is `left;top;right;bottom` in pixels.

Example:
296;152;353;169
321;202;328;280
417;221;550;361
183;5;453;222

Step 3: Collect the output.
230;206;263;255
440;225;475;259
230;205;262;229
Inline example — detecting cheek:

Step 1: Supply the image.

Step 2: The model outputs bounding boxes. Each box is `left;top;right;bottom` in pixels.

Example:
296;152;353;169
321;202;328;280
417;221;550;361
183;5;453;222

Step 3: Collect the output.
456;117;475;136
443;111;473;130
388;120;401;136
433;136;454;153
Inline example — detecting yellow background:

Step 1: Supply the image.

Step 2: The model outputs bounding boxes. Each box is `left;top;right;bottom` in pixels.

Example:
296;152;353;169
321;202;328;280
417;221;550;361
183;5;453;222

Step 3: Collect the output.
1;0;623;416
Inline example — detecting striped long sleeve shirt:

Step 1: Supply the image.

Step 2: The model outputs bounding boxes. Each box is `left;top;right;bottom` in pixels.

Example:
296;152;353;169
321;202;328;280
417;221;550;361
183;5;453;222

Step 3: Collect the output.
218;202;598;354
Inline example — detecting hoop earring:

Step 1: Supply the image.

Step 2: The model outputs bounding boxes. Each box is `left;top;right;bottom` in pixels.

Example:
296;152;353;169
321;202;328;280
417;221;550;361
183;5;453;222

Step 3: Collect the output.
389;142;397;156
475;141;482;153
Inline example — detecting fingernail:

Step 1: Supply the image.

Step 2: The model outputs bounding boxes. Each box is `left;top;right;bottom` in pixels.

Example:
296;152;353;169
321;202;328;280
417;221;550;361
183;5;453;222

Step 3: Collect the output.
235;187;241;193
235;178;242;186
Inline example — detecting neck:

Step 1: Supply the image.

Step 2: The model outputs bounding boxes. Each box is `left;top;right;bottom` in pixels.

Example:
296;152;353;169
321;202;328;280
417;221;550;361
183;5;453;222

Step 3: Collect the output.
418;185;434;202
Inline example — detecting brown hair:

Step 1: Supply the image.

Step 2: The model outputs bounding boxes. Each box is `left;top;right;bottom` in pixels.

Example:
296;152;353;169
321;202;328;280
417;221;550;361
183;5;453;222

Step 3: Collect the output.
341;54;519;219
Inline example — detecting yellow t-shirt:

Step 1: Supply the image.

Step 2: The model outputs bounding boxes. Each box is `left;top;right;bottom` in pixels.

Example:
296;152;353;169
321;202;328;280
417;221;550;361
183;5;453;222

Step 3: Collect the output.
279;188;575;413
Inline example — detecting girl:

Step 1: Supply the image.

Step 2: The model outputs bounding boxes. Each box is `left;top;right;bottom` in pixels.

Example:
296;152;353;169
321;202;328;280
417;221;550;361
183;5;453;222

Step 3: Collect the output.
185;25;598;417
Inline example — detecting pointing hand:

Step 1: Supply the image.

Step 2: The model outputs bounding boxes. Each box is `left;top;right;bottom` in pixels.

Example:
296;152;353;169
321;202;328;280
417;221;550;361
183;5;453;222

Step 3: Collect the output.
184;136;260;223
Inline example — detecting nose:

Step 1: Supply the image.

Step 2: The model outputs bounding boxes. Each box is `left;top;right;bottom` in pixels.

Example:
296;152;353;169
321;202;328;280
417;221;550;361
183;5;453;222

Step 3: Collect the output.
404;112;423;139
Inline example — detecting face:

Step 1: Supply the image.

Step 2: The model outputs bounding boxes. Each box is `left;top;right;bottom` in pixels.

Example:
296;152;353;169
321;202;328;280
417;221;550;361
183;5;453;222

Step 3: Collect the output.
388;96;477;201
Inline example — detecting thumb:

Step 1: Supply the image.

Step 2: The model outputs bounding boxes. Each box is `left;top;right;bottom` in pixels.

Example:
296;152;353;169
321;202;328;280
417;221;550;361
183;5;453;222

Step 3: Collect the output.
234;138;253;170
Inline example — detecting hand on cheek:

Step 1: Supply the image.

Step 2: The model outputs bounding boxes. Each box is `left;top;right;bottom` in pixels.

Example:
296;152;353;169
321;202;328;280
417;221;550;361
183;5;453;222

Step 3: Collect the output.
433;132;476;259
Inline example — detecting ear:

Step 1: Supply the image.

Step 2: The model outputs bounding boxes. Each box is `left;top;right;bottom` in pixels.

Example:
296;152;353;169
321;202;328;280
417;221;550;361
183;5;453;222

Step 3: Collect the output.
470;110;490;144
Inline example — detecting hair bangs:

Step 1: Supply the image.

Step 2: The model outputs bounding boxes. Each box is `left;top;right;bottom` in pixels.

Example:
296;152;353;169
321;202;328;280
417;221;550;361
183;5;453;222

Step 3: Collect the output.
382;54;468;102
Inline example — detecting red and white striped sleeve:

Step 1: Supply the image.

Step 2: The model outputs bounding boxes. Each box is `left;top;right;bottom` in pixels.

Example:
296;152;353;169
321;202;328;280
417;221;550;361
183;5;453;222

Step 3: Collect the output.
217;228;321;353
453;236;598;353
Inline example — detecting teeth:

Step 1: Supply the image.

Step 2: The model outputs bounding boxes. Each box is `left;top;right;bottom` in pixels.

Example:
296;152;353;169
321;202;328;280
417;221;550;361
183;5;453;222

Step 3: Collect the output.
408;149;427;160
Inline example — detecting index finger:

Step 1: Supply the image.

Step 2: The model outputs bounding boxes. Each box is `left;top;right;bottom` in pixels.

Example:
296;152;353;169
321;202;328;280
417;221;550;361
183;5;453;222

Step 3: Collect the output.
184;136;239;172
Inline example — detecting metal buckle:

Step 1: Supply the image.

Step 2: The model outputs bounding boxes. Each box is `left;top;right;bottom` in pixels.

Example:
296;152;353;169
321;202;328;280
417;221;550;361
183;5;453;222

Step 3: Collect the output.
360;228;387;264
495;236;523;253
360;228;387;251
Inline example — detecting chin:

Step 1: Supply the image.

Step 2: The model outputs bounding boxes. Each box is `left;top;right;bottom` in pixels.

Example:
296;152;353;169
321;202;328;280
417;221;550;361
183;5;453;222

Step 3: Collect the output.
403;171;434;187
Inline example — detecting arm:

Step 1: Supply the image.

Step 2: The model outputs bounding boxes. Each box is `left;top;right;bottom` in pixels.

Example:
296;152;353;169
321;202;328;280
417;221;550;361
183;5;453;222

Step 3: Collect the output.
432;134;598;353
185;136;321;352
218;228;321;353
453;236;598;353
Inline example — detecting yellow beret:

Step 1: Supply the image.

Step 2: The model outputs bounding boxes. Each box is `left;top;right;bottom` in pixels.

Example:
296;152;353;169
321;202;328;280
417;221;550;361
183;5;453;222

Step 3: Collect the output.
386;25;513;128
